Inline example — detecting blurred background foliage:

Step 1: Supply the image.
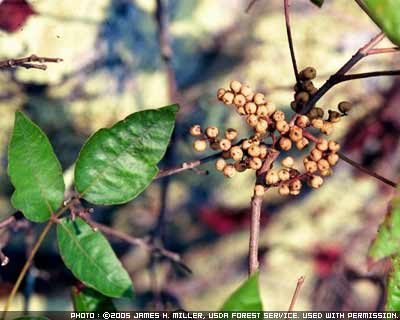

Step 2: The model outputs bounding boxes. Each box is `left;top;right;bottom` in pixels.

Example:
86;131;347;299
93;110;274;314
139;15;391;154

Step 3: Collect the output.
0;0;399;312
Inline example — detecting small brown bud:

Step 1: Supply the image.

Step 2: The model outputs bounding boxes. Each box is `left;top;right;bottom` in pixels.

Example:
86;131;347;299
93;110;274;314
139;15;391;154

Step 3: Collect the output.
338;101;352;114
193;139;207;152
321;122;333;135
246;115;259;127
304;160;318;173
279;137;292;151
310;148;323;161
311;118;324;129
230;80;242;93
245;102;257;114
290;101;299;112
302;80;316;93
217;88;226;100
328;110;341;123
266;170;279;185
230;146;244;161
272;110;285;122
276;120;289;134
315;107;324;118
234;94;246;108
254;185;265;197
225;128;238;140
307;108;319;120
328;140;340;152
222;92;234;105
278;169;290;181
248;145;261;157
254;93;266;105
210;140;220;150
278;184;290;196
189;124;202;136
296;115;310;129
295;91;310;104
327;153;339;166
289;126;303;142
205;126;219;138
309;175;323;189
219;139;232;151
215;158;227;171
223;164;237;178
249;157;262;170
296;137;309;150
281;156;294;168
222;151;230;159
301;67;317;80
317;159;330;171
316;139;328;151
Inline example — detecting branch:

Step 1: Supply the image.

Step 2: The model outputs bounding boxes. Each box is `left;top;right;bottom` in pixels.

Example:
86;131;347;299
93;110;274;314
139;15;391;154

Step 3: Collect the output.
300;32;385;114
336;70;400;82
0;55;63;71
367;47;400;55
284;0;300;84
288;276;305;311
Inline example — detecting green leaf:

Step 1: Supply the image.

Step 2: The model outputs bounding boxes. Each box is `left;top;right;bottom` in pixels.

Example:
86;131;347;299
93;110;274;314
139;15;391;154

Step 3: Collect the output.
74;105;178;205
369;198;400;262
310;0;324;8
386;256;400;311
221;272;263;311
363;0;400;46
7;112;65;222
57;218;134;298
72;287;117;311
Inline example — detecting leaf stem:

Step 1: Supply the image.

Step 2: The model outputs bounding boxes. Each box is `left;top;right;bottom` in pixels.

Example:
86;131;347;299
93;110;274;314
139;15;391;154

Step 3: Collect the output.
288;276;305;311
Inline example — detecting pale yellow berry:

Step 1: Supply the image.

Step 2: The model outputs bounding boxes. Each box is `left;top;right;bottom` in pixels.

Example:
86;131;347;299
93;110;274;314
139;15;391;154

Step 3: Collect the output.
265;102;276;116
219;139;232;151
248;145;261;157
327;153;339;166
237;106;246;115
217;88;226;100
278;184;290;196
278;169;290;181
272;110;285;122
230;80;242;93
289;126;303;142
254;93;266;105
225;128;238;140
245;102;257;114
290;179;302;191
240;84;253;97
302;67;317;80
321;122;333;135
279;137;292;151
296;115;310;129
256;105;268;117
234;94;246;108
320;168;332;176
249;157;262;170
189;124;202;136
309;175;323;188
311;118;324;129
222;92;234;105
255;119;268;133
316;139;328;151
290;189;301;196
205;126;219;139
245;92;255;102
193;139;207;152
276;120;289;134
254;185;265;197
230;146;244;161
223;164;237;178
215;158;227;171
242;139;252;150
246;115;259;127
310;148;323;162
266;170;279;185
317;159;330;171
281;156;294;168
304;160;318;173
259;145;268;159
328;140;340;152
296;137;309;150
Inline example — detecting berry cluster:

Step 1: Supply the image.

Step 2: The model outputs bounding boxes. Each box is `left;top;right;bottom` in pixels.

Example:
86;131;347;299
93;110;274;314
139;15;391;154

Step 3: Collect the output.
189;74;352;197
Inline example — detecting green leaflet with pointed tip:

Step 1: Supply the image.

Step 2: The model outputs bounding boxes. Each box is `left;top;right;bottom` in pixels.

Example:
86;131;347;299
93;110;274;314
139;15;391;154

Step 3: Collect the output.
386;256;400;311
221;272;263;311
369;198;400;261
74;105;178;205
57;218;134;298
7;112;65;222
72;287;117;311
310;0;324;8
363;0;400;46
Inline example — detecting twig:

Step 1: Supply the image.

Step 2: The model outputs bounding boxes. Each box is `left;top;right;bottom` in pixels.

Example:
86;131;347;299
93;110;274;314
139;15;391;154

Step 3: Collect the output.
300;32;385;114
245;0;259;13
367;47;400;55
284;0;300;84
249;149;279;275
0;55;63;71
336;70;400;82
0;216;15;229
338;152;397;188
288;276;305;311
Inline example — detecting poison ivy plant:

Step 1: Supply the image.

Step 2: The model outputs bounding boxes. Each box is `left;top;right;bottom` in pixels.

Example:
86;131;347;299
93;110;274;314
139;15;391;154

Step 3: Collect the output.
7;112;65;222
72;287;117;311
221;272;263;311
363;0;400;46
57;218;133;298
74;104;178;205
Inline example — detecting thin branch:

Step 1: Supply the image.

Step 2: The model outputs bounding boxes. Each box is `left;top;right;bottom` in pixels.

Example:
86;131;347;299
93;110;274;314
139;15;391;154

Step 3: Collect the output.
367;47;400;55
338;152;397;188
284;0;300;84
300;32;385;114
288;276;305;311
245;0;259;13
0;55;63;71
336;70;400;82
